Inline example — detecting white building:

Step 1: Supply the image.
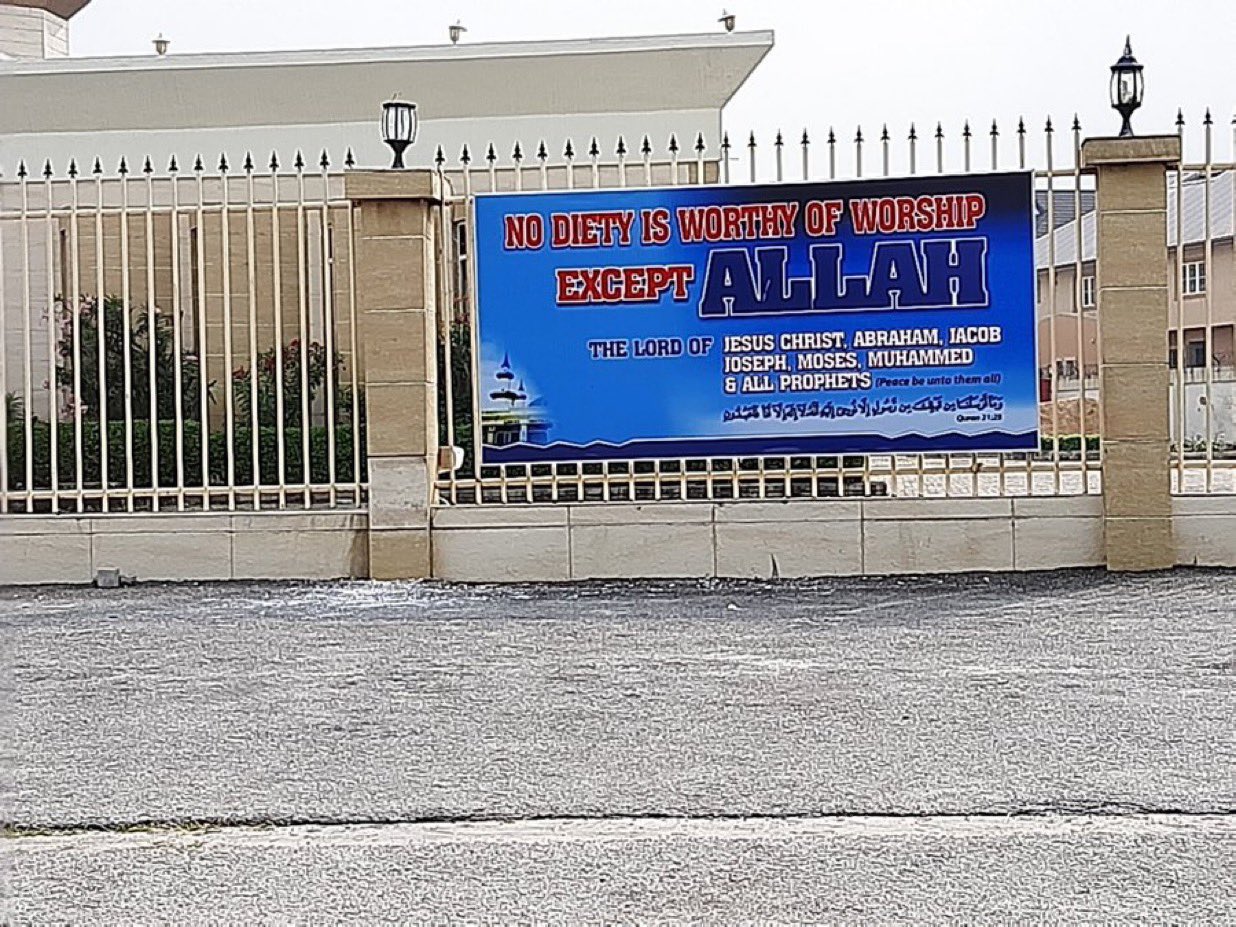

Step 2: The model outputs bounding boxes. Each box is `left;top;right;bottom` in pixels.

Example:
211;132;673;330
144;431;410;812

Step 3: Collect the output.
1;2;772;172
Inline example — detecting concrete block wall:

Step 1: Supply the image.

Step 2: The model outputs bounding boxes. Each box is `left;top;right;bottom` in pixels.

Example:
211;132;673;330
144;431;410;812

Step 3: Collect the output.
431;497;1112;582
0;512;367;585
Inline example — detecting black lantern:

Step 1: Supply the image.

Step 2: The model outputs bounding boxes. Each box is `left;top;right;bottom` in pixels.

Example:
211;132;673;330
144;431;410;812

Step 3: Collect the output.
1109;36;1144;138
381;98;418;169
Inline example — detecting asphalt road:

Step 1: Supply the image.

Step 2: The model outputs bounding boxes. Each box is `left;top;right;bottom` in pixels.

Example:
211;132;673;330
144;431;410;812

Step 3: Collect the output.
4;569;1236;923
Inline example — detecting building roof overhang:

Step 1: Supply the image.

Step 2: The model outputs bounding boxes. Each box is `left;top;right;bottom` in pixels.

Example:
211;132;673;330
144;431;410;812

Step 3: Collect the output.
0;30;773;134
1;0;92;19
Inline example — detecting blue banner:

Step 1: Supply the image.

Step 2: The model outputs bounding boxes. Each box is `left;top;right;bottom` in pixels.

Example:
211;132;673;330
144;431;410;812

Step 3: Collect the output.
473;172;1037;464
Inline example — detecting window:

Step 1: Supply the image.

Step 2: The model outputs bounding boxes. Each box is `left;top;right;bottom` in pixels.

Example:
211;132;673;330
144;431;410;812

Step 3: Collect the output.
1080;275;1095;309
1182;261;1206;296
1187;341;1206;368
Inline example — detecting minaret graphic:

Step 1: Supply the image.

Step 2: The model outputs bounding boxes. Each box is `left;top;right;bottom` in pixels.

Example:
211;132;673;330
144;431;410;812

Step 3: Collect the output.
482;352;551;447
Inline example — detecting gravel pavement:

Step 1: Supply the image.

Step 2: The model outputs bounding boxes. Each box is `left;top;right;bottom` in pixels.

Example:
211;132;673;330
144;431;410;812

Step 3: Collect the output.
3;569;1235;923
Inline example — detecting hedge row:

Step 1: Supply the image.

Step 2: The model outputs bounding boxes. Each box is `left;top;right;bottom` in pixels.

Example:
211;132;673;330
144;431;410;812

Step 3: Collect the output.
5;420;363;490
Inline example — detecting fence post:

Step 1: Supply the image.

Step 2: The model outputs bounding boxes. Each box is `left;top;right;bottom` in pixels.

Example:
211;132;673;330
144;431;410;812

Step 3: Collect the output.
345;170;441;580
1081;135;1180;571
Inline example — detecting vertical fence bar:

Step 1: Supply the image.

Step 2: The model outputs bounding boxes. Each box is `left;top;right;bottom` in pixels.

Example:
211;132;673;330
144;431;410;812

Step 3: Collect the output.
319;155;338;506
1072;117;1089;493
1202;110;1215;491
269;155;287;508
169;158;185;510
19;167;34;510
219;158;237;510
43;164;60;511
295;156;311;506
694;133;705;187
465;158;484;501
801;130;810;182
95;161;110;510
143;160;159;511
1045;119;1060;494
246;156;261;509
195;158;210;508
1174;112;1186;490
119;161;135;511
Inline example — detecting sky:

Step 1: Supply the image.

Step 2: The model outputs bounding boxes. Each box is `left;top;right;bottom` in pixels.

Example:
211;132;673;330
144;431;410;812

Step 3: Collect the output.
69;0;1236;165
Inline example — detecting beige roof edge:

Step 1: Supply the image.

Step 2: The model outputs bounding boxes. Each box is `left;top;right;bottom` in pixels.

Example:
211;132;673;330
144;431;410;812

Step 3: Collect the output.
0;29;775;75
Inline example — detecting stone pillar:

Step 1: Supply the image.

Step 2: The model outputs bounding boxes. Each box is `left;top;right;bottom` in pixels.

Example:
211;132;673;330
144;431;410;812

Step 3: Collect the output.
345;171;442;580
1081;136;1180;571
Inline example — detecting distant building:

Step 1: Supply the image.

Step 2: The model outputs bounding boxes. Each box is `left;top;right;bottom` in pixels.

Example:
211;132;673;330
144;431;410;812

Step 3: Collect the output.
0;1;88;60
1036;171;1235;440
0;27;772;171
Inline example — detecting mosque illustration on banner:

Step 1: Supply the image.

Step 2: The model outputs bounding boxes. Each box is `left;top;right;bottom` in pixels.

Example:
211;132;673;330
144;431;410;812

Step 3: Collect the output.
481;352;552;448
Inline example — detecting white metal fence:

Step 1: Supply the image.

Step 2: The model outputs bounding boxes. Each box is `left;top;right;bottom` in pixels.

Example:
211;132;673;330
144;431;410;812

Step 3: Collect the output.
0;151;364;513
434;117;1114;505
1169;110;1236;494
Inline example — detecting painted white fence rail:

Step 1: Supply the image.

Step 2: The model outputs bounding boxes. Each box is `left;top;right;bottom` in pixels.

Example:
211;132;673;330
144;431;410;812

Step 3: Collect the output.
0;151;364;513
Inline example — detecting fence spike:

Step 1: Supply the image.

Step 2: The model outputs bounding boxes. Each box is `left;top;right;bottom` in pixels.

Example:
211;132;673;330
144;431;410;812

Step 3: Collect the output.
992;119;1000;138
880;124;889;142
855;125;863;144
908;122;918;141
538;139;548;161
827;127;836;145
668;134;679;154
243;152;255;173
142;155;153;175
616;135;627;157
722;131;731;152
935;122;944;140
1071;114;1081;133
1175;109;1185;129
801;128;809;146
319;149;330;170
512;140;523;162
68;158;79;178
562;139;573;160
486;142;497;164
345;147;356;169
748;130;757;150
589;137;600;158
641;135;652;157
434;145;445;168
17;160;27;179
459;143;471;165
1203;108;1213;126
269;151;279;171
93;157;104;175
775;130;784;148
1045;116;1053;134
118;156;130;175
193;154;204;172
218;153;229;172
695;132;706;154
294;150;305;171
963;120;972;139
43;159;53;179
168;155;179;173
